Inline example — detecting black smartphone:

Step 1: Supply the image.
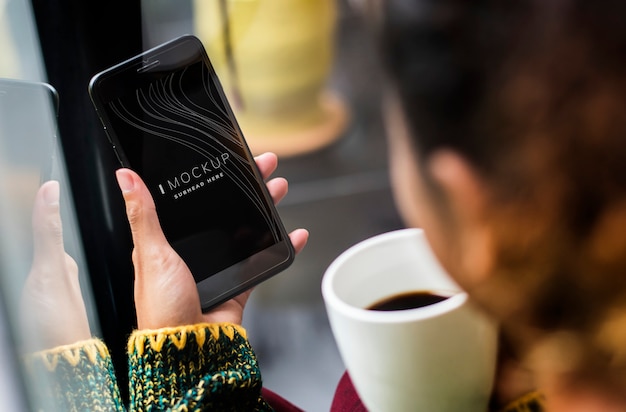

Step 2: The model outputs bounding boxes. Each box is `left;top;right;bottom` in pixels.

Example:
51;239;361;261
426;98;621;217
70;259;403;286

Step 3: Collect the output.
88;35;295;311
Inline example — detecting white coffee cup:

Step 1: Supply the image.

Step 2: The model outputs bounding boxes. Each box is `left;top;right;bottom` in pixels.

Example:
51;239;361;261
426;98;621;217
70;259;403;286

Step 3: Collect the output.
322;228;498;412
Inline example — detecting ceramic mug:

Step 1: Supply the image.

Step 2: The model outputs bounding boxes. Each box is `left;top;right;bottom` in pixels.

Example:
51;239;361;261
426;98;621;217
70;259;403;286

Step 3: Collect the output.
322;228;498;412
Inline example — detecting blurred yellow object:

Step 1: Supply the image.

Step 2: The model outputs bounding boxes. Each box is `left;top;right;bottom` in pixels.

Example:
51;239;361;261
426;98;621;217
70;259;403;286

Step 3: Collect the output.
193;0;348;157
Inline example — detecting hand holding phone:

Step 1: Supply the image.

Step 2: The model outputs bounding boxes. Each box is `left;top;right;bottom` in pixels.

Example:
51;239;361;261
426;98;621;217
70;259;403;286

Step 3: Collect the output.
20;181;91;351
89;35;302;310
116;154;308;328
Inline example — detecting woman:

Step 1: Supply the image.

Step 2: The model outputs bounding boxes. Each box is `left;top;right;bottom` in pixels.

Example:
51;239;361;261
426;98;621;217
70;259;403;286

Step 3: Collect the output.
333;0;626;411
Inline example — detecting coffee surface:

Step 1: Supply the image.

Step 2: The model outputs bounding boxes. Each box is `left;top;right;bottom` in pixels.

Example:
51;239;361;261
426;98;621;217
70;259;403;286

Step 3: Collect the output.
367;291;450;311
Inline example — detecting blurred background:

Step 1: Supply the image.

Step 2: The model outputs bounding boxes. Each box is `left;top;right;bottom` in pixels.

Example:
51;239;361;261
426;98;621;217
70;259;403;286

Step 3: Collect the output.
0;0;404;410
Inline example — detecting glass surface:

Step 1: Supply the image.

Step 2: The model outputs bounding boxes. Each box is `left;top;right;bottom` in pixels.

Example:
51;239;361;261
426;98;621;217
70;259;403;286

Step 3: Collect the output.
0;1;100;410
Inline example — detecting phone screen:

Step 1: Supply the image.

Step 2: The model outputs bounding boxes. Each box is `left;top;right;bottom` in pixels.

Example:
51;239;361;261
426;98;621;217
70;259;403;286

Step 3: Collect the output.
89;36;293;308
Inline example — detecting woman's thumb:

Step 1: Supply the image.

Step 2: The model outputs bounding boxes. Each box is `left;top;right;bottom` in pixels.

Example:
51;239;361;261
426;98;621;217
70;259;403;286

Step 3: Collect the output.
115;168;168;249
31;181;65;269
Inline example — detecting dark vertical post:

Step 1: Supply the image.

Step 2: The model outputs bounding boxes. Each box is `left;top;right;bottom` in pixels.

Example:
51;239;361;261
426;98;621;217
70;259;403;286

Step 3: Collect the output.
30;0;143;400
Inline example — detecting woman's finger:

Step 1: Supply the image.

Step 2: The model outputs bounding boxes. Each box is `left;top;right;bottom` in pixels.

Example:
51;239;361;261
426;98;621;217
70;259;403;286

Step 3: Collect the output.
254;152;279;180
266;177;289;206
289;228;309;255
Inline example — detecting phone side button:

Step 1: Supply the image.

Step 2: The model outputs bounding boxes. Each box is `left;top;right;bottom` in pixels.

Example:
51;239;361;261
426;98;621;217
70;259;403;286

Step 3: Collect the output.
103;126;114;145
111;145;124;165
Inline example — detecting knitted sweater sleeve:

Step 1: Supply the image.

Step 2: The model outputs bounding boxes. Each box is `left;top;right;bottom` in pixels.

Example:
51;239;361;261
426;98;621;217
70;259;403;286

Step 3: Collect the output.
25;323;273;411
25;338;125;411
127;322;273;412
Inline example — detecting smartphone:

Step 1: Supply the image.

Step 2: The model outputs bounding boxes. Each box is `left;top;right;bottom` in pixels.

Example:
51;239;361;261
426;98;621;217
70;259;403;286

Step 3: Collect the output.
0;79;59;182
88;35;295;311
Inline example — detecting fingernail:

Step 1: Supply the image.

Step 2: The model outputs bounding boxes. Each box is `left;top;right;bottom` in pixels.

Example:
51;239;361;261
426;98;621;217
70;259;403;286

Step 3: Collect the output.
43;181;60;205
116;169;135;193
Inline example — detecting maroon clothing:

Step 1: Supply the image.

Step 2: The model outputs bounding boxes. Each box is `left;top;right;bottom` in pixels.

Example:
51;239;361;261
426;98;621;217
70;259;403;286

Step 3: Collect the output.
262;372;366;412
328;371;546;412
262;388;305;412
331;372;367;412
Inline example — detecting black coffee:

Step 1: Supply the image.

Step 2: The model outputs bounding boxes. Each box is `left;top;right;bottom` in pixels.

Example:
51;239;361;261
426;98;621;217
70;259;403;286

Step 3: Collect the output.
367;291;450;311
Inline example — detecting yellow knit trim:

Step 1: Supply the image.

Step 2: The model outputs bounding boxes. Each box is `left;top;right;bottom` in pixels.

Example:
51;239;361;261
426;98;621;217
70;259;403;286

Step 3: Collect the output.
148;333;168;353
208;324;221;341
27;338;109;372
195;327;206;348
41;355;58;371
128;323;247;354
170;330;188;350
499;390;546;412
84;341;109;364
220;324;236;341
63;348;83;367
